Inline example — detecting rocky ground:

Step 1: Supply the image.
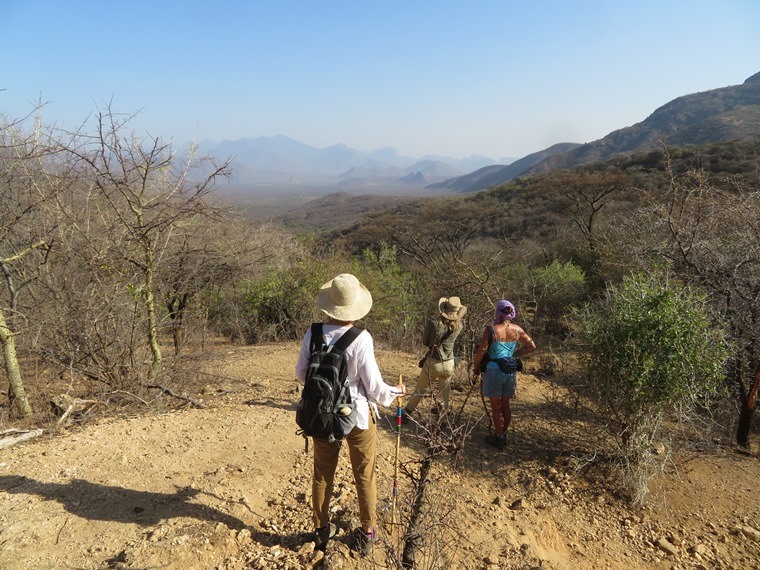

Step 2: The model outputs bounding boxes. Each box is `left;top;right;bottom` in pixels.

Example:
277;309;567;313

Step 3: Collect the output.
0;340;758;569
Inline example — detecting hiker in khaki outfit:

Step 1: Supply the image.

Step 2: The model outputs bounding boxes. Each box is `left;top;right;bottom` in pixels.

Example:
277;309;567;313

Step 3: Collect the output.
404;296;467;417
295;273;405;556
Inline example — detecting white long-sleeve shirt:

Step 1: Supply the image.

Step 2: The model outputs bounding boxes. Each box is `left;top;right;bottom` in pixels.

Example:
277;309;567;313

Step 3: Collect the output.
295;323;399;430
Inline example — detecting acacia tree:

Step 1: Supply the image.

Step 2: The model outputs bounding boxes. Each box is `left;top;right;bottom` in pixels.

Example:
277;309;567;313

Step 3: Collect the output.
159;219;301;355
543;169;629;253
646;166;760;448
65;108;230;381
0;115;64;416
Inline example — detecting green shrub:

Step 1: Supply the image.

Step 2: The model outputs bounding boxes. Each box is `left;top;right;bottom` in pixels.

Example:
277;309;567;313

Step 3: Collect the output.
358;243;425;348
576;273;730;501
208;243;424;348
532;260;586;335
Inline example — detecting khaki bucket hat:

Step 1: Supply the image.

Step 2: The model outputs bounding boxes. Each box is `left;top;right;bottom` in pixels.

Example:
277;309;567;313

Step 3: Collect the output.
438;296;467;320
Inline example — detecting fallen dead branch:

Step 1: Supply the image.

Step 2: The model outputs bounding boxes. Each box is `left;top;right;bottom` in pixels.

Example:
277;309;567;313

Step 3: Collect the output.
0;428;44;449
50;395;99;428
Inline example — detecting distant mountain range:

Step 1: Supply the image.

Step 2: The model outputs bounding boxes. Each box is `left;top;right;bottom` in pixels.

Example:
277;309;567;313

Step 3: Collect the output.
196;71;760;193
440;70;760;192
194;136;511;188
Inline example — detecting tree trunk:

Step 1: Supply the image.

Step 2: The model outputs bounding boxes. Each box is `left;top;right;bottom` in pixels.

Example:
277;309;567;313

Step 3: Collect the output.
0;309;33;417
736;364;759;449
167;292;188;356
143;253;162;381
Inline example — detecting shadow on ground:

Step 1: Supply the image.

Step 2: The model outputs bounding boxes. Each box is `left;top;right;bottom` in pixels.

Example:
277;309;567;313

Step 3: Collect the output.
0;475;246;530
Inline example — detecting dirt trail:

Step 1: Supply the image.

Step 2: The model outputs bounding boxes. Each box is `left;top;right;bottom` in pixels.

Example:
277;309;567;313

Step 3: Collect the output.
1;341;758;569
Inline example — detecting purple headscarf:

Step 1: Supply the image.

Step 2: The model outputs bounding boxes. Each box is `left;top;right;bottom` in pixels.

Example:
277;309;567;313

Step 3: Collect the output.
493;299;516;324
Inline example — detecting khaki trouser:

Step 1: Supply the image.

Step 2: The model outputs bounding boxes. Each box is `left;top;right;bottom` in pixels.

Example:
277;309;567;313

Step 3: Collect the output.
312;418;377;530
405;358;455;413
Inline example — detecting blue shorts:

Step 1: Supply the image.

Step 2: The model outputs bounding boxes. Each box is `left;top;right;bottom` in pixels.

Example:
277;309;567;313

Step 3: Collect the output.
481;366;517;398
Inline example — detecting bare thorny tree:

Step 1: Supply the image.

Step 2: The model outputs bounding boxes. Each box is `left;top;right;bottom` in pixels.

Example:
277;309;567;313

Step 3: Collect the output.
1;106;275;415
645;164;760;449
385;388;483;569
0;114;68;417
61;108;232;383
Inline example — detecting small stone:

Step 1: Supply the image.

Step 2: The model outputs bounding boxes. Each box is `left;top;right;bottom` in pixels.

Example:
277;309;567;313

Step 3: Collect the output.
237;528;252;543
689;543;707;556
510;498;527;510
655;537;679;556
736;525;760;539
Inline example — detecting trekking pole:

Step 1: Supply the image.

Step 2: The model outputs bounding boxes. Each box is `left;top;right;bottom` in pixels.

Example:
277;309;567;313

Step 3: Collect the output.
479;376;495;437
391;373;404;526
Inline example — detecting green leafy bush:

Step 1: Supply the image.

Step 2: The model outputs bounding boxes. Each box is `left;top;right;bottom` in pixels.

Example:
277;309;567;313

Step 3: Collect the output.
532;260;586;335
359;243;425;347
209;243;424;348
208;258;330;344
576;273;730;501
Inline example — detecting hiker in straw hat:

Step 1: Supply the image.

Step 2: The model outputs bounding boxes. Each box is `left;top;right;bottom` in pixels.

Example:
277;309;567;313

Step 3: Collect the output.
295;273;405;556
404;296;467;417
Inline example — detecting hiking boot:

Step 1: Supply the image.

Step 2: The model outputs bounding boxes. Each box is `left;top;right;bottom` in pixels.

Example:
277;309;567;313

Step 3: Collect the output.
354;527;377;556
314;523;336;551
485;434;506;450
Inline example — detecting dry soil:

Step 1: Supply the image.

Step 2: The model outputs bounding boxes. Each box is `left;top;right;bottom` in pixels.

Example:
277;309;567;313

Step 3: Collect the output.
1;340;758;569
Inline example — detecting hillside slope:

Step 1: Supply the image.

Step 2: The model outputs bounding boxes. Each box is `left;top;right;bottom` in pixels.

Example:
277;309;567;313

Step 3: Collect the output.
1;341;758;569
527;71;760;176
440;71;760;193
429;143;581;193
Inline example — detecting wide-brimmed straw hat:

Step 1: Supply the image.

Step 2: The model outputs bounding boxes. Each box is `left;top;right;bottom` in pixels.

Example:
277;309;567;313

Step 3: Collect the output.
316;273;373;321
438;296;467;321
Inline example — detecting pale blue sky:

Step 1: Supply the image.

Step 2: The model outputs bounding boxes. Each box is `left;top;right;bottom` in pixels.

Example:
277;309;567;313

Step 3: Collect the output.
2;0;759;160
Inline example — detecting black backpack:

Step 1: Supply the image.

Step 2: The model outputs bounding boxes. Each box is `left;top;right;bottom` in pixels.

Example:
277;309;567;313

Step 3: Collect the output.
296;323;363;443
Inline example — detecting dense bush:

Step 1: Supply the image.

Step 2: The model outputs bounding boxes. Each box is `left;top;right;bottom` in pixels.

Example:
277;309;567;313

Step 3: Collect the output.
576;273;730;501
208;259;328;344
209;243;426;349
532;260;586;335
358;243;426;348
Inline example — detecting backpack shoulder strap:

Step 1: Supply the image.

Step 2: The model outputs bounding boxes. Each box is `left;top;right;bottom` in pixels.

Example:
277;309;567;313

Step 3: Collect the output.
332;325;363;353
331;326;363;413
309;323;325;352
430;324;454;359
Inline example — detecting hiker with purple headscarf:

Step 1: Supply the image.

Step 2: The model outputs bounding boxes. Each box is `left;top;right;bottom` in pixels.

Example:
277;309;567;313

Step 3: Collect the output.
473;300;536;450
